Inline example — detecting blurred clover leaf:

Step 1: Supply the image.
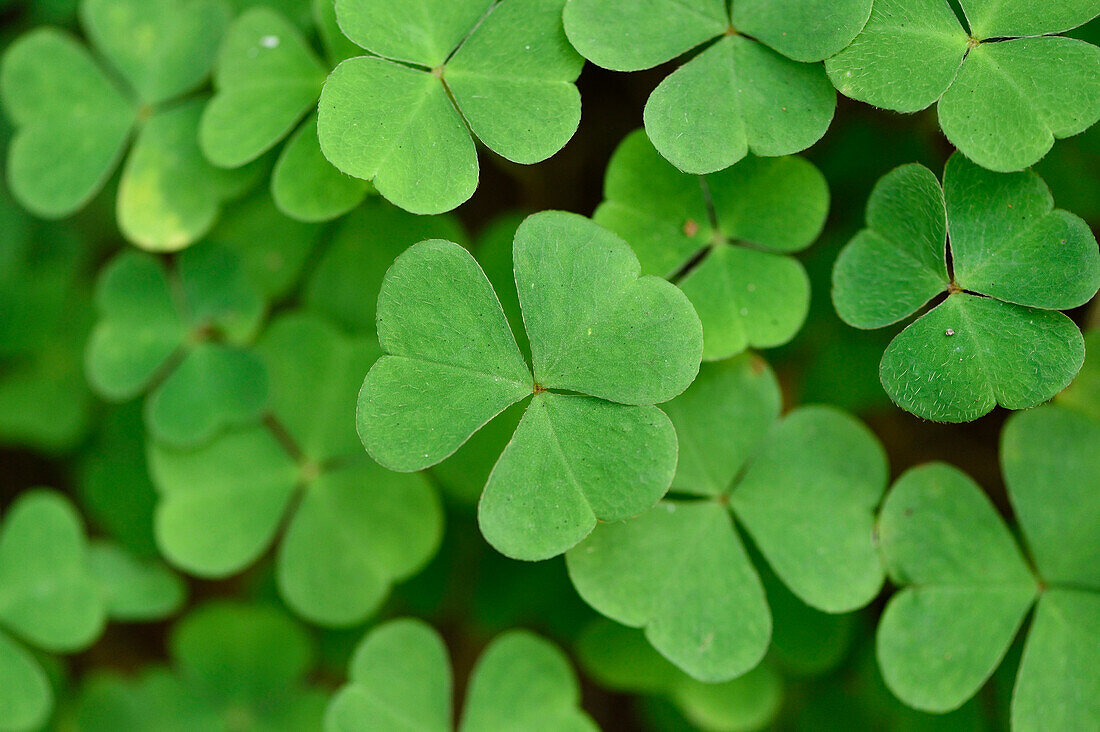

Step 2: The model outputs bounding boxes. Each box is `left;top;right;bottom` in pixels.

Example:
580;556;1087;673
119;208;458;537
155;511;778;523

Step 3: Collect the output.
149;313;443;626
73;602;328;730
832;154;1100;422
85;242;269;447
577;620;783;732
0;490;183;731
326;618;597;731
876;425;1099;729
0;0;261;249
595;129;828;360
826;0;1100;172
565;355;887;682
563;0;872;174
201;7;373;222
357;211;703;561
318;0;583;214
0;203;95;453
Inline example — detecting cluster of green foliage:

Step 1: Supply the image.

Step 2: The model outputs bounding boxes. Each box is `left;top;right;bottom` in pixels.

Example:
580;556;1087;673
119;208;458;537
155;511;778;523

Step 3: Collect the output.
0;0;1098;730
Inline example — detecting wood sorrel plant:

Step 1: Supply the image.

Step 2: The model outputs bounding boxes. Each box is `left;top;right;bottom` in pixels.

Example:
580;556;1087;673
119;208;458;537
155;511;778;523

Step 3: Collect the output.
0;1;1097;730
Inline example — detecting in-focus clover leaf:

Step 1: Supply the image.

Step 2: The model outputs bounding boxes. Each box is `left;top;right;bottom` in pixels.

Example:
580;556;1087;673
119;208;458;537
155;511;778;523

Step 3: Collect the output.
826;0;1100;171
0;491;107;730
200;7;372;222
595;129;827;360
149;313;443;626
85;242;268;447
0;0;256;249
326;618;598;731
576;620;784;732
565;356;888;681
832;154;1100;422
876;440;1100;728
318;0;583;213
357;211;702;560
563;0;871;174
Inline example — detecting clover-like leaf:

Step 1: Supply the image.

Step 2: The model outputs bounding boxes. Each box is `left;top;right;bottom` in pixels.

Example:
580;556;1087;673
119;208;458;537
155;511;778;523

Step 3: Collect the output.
201;8;327;167
87;542;186;622
150;313;442;626
832;154;1100;421
0;0;249;247
576;620;784;732
358;211;701;560
595;129;826;359
566;358;888;681
827;0;1100;171
319;0;583;213
326;618;597;732
86;242;267;446
0;630;51;732
0;490;106;654
0;29;135;217
876;416;1100;728
564;0;870;173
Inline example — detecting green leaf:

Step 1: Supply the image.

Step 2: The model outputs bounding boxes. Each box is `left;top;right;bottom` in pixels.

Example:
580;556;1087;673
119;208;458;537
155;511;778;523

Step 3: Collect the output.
880;295;1085;422
1011;589;1100;731
80;0;230;106
826;2;1100;171
566;500;770;682
595;129;826;359
277;461;442;626
320;0;582;213
327;619;596;732
479;394;676;561
357;239;532;472
303;199;467;335
661;356;781;498
87;542;186;622
832;163;948;329
118;99;256;251
459;631;598;731
0;490;106;653
1001;405;1100;590
326;618;451;732
516;211;702;404
445;0;584;164
200;7;327;167
319;56;478;214
0;630;51;732
271;114;372;223
0;29;135;217
730;406;888;613
1056;329;1100;421
825;0;968;114
876;463;1038;713
833;156;1097;421
958;0;1100;38
334;0;492;68
731;0;872;63
313;0;360;65
938;37;1100;173
644;35;836;175
562;0;728;71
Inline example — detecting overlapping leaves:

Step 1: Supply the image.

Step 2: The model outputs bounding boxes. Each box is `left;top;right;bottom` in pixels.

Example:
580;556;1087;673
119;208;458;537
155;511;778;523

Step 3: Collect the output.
832;154;1100;422
200;6;373;222
326;618;597;731
565;355;888;682
357;211;702;561
594;129;827;360
563;0;872;174
85;242;268;447
0;0;257;249
318;0;583;213
827;0;1100;171
149;313;443;626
